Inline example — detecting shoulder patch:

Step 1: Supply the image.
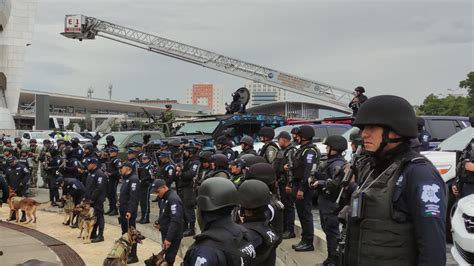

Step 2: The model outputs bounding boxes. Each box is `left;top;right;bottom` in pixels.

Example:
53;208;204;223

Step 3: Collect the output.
421;184;441;218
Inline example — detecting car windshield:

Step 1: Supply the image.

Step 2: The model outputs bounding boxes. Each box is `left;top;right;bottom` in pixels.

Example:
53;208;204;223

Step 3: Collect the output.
98;133;130;146
436;127;473;151
30;132;51;139
176;121;219;135
68;132;85;139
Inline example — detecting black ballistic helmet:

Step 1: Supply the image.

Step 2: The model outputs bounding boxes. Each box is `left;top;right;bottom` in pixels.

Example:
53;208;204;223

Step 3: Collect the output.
71;137;80;144
239;180;271;209
83;143;94;151
29;139;37;144
246;162;276;186
258;127;275;139
349;129;363;146
298;125;315;140
240;136;254;146
241;155;266;167
324;135;348;151
353;95;418;138
14;137;21;142
199;151;214;163
197;177;239;211
212;153;229;168
216;136;229;146
290;127;300;135
416;117;425;127
106;135;115;142
63;146;73;155
355;86;365;93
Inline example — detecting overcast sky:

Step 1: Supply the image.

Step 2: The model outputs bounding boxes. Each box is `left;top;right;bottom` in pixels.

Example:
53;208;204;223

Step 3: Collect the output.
23;0;473;106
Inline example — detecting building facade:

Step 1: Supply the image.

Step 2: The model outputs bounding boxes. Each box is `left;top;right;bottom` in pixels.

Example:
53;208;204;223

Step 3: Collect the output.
0;0;38;129
183;83;225;114
245;81;287;107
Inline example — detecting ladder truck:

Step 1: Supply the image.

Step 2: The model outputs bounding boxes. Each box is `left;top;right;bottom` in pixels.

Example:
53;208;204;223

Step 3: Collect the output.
61;15;352;112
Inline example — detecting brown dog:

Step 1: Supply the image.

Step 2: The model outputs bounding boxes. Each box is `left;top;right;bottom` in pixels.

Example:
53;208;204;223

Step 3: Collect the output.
144;250;168;266
103;226;146;266
75;200;96;244
7;189;40;224
60;194;76;226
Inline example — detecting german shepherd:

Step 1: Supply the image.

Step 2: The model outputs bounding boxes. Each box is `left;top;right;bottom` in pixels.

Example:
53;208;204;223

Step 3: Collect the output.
60;194;76;226
144;250;168;266
7;188;41;224
103;226;146;266
75;199;96;244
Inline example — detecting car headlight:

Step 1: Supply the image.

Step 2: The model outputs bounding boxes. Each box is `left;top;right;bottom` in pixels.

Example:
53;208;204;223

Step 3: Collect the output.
435;165;451;175
463;213;474;234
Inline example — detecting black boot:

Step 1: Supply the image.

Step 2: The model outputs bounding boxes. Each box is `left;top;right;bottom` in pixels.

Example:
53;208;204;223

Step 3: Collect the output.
282;231;296;239
294;242;314;252
127;243;139;264
7;211;16;221
291;240;304;249
323;254;338;266
104;209;112;215
108;209;118;216
91;235;104;243
70;215;79;228
183;222;195;237
20;211;27;223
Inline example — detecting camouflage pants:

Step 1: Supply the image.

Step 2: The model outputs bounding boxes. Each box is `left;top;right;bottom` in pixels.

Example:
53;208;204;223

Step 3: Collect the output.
40;164;50;188
31;162;39;187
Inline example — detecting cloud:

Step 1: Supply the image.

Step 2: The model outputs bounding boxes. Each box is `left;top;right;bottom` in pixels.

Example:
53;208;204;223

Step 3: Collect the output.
22;0;473;107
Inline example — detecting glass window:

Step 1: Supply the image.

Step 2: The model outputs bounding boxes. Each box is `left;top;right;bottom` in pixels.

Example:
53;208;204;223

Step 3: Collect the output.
127;134;143;145
30;132;51;139
436;127;473;151
426;120;458;142
176;121;220;135
328;127;350;136
313;127;328;140
98;133;130;147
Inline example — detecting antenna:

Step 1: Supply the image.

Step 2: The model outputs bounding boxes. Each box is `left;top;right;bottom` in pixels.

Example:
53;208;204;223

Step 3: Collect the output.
87;86;94;98
108;83;113;100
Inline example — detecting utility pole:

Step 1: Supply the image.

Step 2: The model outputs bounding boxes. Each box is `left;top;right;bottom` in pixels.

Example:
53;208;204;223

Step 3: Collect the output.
87;86;94;98
108;84;113;100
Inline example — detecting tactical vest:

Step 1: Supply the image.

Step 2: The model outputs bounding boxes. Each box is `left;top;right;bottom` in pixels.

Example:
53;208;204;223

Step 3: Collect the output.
292;144;320;180
243;221;280;266
268;198;284;237
346;151;421;266
188;225;255;266
459;148;474;184
260;142;279;163
208;169;231;179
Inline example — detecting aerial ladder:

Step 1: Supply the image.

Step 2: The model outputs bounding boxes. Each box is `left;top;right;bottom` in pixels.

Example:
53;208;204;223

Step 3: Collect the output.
61;15;352;112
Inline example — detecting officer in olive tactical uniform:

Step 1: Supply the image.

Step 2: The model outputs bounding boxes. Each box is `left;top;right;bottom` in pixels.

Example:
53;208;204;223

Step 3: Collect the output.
184;177;256;265
258;127;279;164
39;139;53;188
28;139;41;188
310;135;347;265
238;136;258;158
177;144;201;237
152;179;184;265
118;161;141;264
238;180;281;266
290;125;320;252
452;116;474;198
137;154;154;224
273;131;297;239
157;151;177;188
345;95;446;266
162;104;176;137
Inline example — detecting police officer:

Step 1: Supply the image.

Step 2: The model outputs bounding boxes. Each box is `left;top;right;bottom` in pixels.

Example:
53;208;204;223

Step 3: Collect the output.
103;135;117;150
137;154;154;224
206;154;231;178
215;135;235;161
105;146;122;216
310;135;347;265
238;179;281;265
81;144;97;183
452;116;474;198
29;139;41;188
290;125;320;252
169;139;184;165
258;127;279;164
184;177;256;265
118;161;140;264
70;137;84;160
43;148;62;207
156;150;177;188
162;104;175;137
6;156;30;222
196;150;213;189
58;176;86;227
290;127;300;146
177;143;200;237
415;117;431;152
238;136;257;158
229;159;246;187
84;158;108;243
127;149;140;173
345;95;446;265
60;146;81;181
273;131;297;239
13;136;23;158
152;179;184;265
348;86;368;117
0;174;9;207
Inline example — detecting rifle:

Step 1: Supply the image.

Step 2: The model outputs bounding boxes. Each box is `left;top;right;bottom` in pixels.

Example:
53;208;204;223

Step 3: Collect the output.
336;145;363;205
141;107;157;123
286;148;295;186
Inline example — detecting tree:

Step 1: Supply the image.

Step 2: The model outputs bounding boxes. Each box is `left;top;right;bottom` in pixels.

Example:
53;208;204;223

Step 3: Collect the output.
65;122;74;131
417;94;470;116
459;71;474;97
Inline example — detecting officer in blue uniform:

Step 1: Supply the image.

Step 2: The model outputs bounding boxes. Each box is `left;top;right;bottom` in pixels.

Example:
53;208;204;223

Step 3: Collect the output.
310;135;347;265
0;174;8;207
345;95;446;266
184;177;256;265
6;156;30;222
60;146;81;181
416;117;431;151
127;149;140;174
215;135;235;161
177;143;201;237
44;148;62;207
152;179;184;265
138;154;154;224
105;146;122;216
118;161;140;264
70;137;84;160
58;176;86;227
81;144;97;184
157;151;176;188
84;158;108;243
238;179;281;265
290;125;321;252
